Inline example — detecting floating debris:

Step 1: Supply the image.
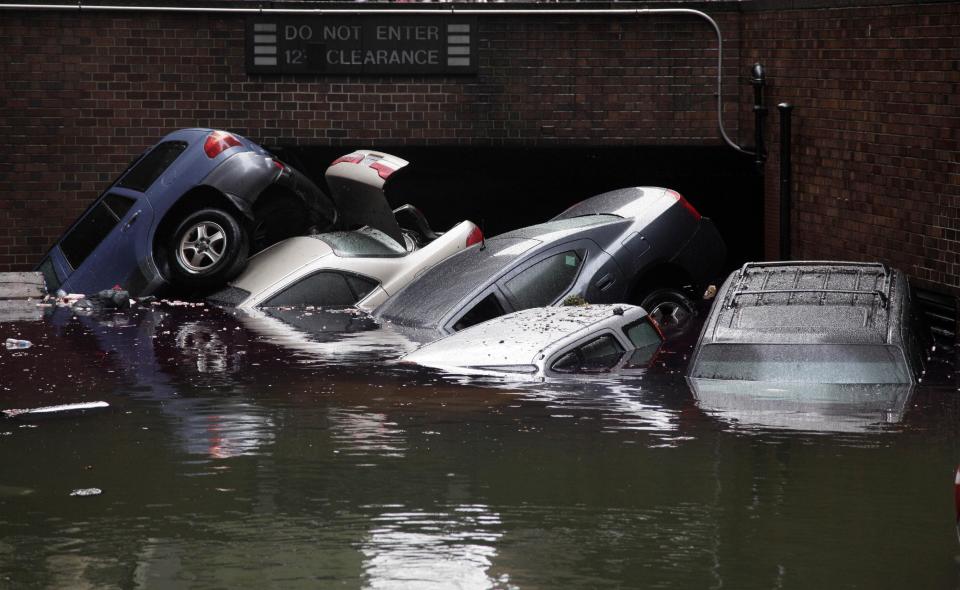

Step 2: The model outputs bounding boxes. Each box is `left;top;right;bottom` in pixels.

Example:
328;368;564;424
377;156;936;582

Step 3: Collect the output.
69;488;102;497
3;401;110;421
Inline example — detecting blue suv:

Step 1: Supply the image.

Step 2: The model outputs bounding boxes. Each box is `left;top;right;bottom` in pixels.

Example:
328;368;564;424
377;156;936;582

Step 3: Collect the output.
37;128;335;296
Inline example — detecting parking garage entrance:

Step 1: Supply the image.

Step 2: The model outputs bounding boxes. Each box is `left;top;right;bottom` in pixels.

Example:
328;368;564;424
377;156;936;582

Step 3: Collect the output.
268;145;764;274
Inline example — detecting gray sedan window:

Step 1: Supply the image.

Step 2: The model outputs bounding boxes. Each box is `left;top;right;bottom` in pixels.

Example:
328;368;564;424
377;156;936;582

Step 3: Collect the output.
503;250;583;309
452;293;506;332
376;237;535;329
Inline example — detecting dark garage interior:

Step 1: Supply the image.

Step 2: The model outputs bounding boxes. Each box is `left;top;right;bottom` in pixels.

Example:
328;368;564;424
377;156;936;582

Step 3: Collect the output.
269;145;764;273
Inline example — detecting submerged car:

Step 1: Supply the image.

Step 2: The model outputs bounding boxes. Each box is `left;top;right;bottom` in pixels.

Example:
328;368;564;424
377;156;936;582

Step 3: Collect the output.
687;379;914;433
375;186;725;338
687;261;927;384
36;128;334;296
400;304;663;378
208;151;483;309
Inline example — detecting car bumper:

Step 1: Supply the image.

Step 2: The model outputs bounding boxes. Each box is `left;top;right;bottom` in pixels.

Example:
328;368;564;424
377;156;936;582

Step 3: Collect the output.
671;217;727;289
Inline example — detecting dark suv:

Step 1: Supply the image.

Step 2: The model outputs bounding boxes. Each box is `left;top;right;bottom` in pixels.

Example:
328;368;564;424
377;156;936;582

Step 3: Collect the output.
687;261;927;384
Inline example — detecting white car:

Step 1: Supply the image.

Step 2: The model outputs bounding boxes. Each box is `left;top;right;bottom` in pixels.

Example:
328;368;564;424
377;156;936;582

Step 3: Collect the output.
400;304;663;378
209;150;482;309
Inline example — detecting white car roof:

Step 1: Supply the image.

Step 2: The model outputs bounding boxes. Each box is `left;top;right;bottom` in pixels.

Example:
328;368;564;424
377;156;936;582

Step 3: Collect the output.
403;304;648;370
218;221;478;308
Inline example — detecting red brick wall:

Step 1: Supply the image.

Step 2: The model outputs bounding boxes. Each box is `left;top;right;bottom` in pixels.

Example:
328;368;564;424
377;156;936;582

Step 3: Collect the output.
741;1;960;293
0;8;740;271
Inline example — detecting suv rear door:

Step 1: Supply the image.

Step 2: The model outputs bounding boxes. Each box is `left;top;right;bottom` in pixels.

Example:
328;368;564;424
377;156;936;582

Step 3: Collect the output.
51;141;189;293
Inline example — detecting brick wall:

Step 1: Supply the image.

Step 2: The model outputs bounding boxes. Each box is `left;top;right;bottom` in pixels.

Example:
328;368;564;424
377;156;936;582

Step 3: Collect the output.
1;1;957;297
0;7;740;270
741;1;960;293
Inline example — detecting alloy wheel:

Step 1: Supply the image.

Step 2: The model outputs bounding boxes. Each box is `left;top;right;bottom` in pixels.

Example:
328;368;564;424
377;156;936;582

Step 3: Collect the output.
177;220;227;273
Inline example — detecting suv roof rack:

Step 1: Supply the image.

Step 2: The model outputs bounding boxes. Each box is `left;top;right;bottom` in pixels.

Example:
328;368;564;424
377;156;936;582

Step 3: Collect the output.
727;261;891;310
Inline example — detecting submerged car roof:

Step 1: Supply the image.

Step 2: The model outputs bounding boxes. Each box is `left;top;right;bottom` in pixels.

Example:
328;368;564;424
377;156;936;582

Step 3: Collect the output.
403;304;647;367
699;261;907;347
375;214;625;329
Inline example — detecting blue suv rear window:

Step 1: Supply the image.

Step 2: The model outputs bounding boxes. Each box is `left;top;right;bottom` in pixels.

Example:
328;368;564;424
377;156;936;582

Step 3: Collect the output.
117;141;187;192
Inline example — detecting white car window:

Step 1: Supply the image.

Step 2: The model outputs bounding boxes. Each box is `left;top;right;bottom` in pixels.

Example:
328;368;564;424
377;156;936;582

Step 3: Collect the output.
550;334;624;374
622;318;661;348
264;271;377;308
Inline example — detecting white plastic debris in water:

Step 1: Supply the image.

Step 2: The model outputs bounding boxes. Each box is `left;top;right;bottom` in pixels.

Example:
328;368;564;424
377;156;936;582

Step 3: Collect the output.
69;488;102;497
4;338;32;350
49;291;85;307
3;401;109;420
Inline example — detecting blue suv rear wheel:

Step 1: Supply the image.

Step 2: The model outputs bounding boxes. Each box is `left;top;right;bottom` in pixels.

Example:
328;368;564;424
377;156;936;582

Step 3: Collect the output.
168;208;248;289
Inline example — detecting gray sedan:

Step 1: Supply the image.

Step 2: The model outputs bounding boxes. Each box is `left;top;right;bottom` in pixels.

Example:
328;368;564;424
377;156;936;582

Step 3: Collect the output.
374;186;726;339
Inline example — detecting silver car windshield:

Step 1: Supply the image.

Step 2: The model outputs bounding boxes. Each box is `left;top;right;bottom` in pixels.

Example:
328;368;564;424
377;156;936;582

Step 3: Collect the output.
690;343;910;384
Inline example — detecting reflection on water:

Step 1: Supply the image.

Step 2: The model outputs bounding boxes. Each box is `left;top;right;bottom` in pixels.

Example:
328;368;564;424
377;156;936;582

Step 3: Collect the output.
179;403;276;460
362;504;505;590
0;305;957;589
688;378;914;433
330;408;407;458
233;307;418;363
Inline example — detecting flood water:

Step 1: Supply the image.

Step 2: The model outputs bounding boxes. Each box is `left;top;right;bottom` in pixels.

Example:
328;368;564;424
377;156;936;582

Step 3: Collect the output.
1;304;958;589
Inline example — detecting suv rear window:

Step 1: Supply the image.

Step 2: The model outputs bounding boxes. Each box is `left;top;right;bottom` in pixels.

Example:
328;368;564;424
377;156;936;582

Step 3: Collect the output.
117;141;187;192
690;343;910;384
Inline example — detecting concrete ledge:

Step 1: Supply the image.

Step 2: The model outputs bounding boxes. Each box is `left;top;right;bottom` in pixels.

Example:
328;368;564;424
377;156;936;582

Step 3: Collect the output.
0;272;47;300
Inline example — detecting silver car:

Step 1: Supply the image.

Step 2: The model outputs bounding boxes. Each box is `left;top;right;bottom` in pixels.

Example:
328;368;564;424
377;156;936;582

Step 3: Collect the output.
376;186;726;340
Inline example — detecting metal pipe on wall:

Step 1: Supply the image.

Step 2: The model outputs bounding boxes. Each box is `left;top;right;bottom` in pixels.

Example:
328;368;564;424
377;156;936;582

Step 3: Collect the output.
777;102;794;260
0;3;756;158
750;63;767;171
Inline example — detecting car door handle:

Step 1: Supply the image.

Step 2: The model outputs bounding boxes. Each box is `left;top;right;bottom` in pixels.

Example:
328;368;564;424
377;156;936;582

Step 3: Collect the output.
596;273;615;291
123;210;141;231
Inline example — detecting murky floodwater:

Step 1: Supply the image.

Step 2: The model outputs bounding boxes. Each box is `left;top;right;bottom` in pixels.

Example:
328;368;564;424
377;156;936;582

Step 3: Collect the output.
1;304;958;589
